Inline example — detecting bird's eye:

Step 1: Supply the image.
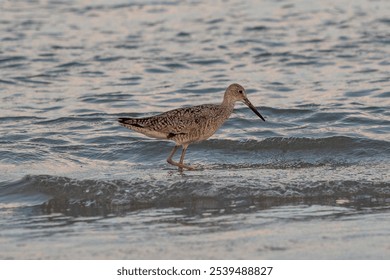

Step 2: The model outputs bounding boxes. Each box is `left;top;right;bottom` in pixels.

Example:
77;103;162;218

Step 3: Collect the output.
238;90;243;94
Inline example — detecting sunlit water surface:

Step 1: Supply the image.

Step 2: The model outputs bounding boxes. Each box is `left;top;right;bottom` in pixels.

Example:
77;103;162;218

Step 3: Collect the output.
1;0;390;259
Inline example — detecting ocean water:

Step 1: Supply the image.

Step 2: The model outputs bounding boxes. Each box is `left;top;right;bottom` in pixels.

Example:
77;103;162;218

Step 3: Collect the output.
1;0;390;259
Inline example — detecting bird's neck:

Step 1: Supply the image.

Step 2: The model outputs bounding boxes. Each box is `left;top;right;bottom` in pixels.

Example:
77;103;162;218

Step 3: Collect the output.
221;95;236;108
220;97;236;115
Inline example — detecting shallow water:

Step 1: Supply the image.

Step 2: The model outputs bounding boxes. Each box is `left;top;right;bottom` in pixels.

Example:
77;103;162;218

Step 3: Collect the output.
1;0;390;259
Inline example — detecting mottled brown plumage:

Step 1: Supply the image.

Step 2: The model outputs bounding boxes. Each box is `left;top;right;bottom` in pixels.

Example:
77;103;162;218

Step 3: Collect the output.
118;83;265;170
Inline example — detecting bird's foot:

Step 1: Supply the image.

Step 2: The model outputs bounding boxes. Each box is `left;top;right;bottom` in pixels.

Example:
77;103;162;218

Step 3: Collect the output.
167;159;195;171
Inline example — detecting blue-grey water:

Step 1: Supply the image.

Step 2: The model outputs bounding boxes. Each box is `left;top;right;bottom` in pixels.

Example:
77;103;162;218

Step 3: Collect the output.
1;0;390;259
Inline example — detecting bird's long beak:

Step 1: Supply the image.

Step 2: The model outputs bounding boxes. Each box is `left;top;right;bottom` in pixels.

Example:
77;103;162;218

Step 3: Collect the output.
243;98;265;121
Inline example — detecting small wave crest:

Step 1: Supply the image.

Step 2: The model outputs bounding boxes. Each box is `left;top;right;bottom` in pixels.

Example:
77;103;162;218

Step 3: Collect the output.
1;174;389;216
202;136;388;151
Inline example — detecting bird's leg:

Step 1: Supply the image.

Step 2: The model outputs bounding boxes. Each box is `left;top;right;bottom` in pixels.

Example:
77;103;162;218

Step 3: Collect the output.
167;145;179;166
166;144;195;171
178;144;195;171
179;145;187;165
